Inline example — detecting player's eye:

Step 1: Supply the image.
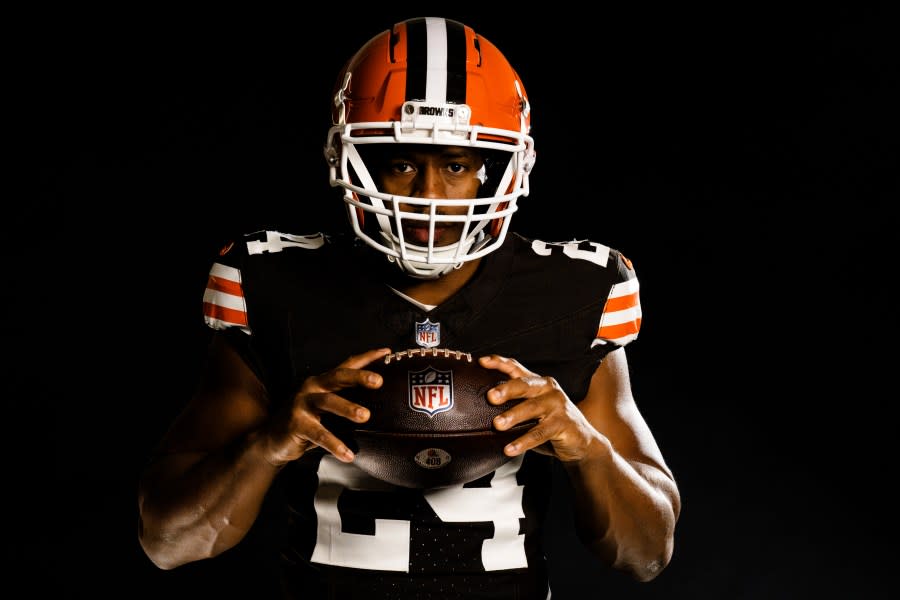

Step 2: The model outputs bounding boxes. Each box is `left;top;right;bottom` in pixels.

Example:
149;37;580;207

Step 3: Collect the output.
390;161;415;174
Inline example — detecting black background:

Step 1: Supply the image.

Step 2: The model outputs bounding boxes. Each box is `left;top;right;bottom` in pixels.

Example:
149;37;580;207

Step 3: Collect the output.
17;4;898;597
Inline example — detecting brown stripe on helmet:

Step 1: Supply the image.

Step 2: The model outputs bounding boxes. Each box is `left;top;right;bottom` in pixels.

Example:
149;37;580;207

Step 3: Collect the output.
444;19;467;104
405;17;428;101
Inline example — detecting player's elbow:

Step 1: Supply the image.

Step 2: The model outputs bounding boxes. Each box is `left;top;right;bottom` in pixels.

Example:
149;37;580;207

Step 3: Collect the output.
623;477;680;581
141;547;181;571
597;529;672;582
137;513;206;571
139;535;180;570
617;518;677;582
620;544;674;582
594;506;678;582
138;523;185;571
139;531;213;571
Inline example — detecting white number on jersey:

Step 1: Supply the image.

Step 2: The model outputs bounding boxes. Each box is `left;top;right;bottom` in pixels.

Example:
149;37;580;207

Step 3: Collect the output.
310;455;527;572
531;239;610;267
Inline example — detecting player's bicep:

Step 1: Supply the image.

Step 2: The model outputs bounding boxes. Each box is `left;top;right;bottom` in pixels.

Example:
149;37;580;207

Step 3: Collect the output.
578;348;671;477
152;334;270;457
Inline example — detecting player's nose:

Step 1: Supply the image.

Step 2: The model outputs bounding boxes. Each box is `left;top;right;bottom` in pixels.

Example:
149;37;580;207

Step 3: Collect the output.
409;165;446;200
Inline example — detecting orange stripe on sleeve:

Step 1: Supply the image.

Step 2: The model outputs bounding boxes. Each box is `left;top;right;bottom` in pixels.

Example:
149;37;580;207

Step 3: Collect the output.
207;275;245;297
596;318;642;340
203;302;249;326
604;291;639;312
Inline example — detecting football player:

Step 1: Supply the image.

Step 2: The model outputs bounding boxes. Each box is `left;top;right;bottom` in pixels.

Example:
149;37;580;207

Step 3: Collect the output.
138;16;681;599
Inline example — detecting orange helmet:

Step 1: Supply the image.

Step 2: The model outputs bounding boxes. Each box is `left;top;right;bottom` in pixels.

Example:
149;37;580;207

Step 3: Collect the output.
324;17;536;278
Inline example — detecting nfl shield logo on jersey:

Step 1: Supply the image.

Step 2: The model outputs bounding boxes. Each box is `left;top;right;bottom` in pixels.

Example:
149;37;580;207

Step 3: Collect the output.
415;318;440;348
408;366;454;417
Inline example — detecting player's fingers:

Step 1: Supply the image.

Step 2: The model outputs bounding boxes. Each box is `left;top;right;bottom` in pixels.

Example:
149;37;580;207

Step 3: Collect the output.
304;391;371;424
322;367;385;392
293;417;357;463
478;354;534;379
479;354;543;404
338;347;393;369
491;392;546;431
326;348;392;390
501;421;554;457
302;351;391;393
487;373;560;408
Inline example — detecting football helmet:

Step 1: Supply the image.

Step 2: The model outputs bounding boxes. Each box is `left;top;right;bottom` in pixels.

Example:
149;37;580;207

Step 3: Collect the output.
324;17;536;279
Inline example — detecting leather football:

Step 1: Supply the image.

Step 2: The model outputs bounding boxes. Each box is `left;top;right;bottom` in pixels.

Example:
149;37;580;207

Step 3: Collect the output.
329;348;530;489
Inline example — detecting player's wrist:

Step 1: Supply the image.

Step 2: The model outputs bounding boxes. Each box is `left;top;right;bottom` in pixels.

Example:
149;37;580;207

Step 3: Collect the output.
244;429;292;470
561;433;613;472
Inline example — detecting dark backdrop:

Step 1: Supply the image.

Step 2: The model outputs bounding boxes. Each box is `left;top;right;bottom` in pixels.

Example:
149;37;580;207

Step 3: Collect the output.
19;4;897;597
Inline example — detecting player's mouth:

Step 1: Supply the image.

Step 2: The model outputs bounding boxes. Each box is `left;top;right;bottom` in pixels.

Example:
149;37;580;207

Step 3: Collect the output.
402;223;455;246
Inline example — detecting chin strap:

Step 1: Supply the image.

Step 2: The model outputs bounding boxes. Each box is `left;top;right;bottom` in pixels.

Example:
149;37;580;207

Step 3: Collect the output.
381;230;488;279
386;255;460;280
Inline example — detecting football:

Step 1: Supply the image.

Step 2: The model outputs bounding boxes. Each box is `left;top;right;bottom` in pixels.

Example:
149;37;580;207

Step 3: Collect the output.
328;348;531;489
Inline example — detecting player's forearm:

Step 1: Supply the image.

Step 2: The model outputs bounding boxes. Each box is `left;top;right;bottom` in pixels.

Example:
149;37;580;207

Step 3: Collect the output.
563;438;680;582
137;430;282;570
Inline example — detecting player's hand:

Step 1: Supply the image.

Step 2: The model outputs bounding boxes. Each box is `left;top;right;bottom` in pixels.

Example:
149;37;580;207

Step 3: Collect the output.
479;354;597;462
261;348;391;466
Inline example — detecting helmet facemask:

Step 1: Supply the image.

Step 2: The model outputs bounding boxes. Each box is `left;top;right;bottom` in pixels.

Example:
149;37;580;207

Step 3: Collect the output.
327;124;531;278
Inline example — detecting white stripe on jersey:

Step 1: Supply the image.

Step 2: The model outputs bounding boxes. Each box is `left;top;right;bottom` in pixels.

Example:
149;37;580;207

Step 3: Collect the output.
209;262;242;282
601;304;643;327
202;286;246;312
610;276;639;297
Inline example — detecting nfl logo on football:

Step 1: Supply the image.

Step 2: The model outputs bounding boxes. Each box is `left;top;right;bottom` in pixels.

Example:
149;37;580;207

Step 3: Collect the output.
408;367;454;417
415;319;440;348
